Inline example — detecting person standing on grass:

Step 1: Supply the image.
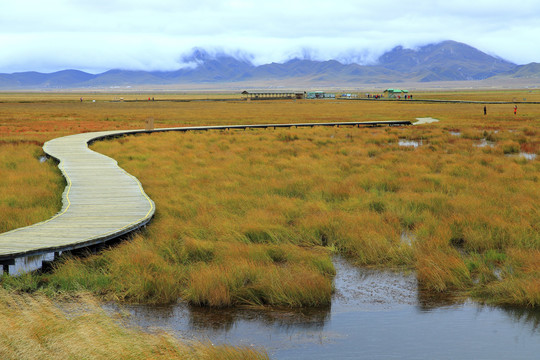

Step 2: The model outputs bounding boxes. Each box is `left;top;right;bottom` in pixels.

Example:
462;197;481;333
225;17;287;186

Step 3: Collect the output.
514;105;517;115
484;106;487;116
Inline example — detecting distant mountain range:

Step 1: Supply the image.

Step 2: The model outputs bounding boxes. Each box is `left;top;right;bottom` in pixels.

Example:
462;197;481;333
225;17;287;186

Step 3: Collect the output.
0;41;538;89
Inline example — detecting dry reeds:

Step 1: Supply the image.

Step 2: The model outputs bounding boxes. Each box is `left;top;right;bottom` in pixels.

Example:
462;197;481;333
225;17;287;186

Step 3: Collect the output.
0;289;268;360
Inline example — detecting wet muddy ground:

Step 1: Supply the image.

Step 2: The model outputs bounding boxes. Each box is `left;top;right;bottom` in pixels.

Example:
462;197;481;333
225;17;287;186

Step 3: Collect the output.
104;257;540;359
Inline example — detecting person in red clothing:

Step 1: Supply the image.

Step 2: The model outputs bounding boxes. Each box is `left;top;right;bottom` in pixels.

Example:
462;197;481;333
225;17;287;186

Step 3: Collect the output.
514;105;517;115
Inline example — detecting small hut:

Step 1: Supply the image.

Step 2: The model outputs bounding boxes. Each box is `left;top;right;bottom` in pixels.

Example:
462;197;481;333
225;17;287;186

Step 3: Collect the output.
306;91;335;99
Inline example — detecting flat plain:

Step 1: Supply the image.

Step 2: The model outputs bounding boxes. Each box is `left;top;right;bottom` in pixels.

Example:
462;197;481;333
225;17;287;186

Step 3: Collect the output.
0;90;538;358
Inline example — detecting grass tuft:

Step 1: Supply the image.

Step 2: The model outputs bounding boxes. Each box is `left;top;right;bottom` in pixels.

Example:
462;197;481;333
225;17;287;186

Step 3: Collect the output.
0;289;268;360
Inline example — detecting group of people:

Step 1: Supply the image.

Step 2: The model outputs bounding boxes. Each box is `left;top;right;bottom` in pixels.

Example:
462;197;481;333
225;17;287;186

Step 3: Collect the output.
365;93;413;100
397;94;413;100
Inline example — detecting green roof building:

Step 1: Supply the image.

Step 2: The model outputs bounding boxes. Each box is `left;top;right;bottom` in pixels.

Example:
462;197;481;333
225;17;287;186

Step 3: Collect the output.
306;91;335;99
383;89;409;98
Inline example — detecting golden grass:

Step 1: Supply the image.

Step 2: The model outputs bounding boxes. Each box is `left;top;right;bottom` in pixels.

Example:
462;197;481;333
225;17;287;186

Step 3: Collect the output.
1;92;539;309
0;289;268;360
0;143;64;233
0;92;241;102
75;118;537;306
412;89;540;102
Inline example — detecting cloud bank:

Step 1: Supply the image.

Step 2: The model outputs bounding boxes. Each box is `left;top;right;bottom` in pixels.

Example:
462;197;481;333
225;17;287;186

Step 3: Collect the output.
0;0;539;73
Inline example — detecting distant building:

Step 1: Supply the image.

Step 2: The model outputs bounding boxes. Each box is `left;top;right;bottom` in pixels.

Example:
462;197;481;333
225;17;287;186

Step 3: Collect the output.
306;91;335;99
241;91;304;100
383;89;409;98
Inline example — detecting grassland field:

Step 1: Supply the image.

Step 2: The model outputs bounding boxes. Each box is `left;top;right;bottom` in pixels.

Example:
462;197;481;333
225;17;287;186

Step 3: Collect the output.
0;90;538;358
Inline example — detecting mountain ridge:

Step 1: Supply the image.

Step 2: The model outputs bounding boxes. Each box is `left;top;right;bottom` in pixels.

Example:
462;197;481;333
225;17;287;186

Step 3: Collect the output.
0;41;536;89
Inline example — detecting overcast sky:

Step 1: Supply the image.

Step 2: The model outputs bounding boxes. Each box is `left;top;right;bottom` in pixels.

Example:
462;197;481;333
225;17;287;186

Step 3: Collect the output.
1;0;539;73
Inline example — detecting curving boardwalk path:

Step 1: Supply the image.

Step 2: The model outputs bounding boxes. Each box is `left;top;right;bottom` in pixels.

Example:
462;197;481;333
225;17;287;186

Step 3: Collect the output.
0;129;156;275
0;120;412;275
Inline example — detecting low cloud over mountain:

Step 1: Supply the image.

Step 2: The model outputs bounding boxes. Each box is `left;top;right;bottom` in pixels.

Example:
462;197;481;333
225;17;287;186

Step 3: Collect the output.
0;41;534;89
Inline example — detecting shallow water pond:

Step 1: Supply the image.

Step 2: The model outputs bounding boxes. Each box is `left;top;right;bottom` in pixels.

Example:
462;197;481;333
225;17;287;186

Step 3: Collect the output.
473;138;496;148
398;139;423;147
105;257;540;359
518;152;537;160
504;152;538;161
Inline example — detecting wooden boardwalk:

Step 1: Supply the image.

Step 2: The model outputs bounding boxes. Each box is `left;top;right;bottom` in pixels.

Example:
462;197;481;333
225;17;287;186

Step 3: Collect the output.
0;130;155;274
0;120;411;275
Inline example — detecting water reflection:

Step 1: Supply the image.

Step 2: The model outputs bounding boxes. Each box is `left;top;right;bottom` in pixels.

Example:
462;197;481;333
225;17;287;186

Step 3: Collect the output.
416;289;466;311
105;256;540;359
117;299;330;336
188;305;330;332
502;306;540;332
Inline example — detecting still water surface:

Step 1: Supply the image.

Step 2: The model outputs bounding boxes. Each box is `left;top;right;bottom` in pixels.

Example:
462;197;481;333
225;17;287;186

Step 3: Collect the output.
106;257;540;359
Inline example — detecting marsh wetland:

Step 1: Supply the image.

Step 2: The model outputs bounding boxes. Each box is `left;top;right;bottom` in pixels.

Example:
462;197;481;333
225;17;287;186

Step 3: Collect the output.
0;92;539;359
106;256;540;359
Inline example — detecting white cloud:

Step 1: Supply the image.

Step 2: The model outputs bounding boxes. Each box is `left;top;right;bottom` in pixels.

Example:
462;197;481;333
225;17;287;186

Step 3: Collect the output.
0;0;539;73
